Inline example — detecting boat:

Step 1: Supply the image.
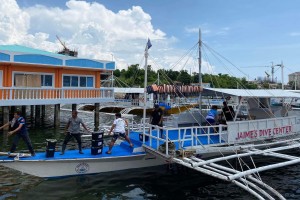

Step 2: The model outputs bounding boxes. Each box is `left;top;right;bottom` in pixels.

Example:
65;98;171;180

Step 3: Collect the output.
76;84;201;115
0;132;165;178
2;32;300;199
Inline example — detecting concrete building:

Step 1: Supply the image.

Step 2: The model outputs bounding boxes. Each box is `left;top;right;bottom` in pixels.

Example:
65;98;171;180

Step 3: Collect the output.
288;72;300;90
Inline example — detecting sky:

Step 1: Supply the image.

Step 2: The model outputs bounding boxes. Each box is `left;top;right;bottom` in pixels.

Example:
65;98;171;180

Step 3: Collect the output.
1;0;300;84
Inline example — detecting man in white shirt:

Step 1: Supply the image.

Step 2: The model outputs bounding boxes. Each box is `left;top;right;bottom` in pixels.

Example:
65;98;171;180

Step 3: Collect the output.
106;113;133;154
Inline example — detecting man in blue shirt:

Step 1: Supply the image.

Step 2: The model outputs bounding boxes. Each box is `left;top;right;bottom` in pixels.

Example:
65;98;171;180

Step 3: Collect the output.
205;105;218;125
7;111;35;156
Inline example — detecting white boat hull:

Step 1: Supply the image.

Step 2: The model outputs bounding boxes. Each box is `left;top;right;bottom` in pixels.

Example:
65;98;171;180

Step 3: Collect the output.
0;154;165;178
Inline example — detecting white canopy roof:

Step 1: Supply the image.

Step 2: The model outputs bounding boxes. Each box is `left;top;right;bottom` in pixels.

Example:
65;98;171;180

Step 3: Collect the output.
114;87;144;94
204;88;300;98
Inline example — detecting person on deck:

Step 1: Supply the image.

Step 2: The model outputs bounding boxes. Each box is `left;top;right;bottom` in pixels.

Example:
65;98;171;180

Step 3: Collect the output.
0;111;35;156
60;110;90;155
221;101;235;123
205;105;218;125
106;113;133;154
150;103;164;137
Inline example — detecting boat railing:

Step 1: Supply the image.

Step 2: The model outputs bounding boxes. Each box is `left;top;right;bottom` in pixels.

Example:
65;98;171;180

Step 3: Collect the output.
227;115;300;144
142;123;228;156
0;87;115;106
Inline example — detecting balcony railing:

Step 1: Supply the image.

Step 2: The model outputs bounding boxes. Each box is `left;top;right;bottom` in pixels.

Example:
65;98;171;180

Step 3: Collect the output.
0;87;115;106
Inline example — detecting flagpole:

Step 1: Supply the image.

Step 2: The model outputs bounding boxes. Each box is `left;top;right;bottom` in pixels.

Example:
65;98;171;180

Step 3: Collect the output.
142;40;150;141
198;29;202;125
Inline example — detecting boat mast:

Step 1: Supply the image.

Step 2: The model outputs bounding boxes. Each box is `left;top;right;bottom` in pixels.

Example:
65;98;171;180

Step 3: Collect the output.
142;40;150;138
198;29;202;124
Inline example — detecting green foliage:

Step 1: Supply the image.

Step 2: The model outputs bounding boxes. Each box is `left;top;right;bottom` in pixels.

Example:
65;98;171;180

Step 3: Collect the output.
115;64;258;89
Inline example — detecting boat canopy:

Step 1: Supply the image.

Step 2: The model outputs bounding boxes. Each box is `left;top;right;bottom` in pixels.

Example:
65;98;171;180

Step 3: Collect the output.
203;88;300;98
114;87;144;94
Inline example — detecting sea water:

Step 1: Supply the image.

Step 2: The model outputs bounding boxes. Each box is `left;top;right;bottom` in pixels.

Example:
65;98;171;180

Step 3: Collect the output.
1;107;300;199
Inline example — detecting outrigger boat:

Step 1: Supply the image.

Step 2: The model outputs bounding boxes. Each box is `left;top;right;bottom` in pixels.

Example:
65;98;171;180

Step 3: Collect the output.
2;31;300;199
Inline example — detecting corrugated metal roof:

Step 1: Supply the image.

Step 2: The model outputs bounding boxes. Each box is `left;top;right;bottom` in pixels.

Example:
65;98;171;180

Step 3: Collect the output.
204;88;300;98
0;45;64;57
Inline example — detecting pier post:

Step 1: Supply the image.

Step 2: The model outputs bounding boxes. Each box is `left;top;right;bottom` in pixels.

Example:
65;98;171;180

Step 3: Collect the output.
41;105;46;118
54;104;60;127
2;106;9;131
22;106;26;116
35;105;41;125
30;105;34;119
10;106;15;115
2;106;9;151
72;104;77;111
94;103;100;131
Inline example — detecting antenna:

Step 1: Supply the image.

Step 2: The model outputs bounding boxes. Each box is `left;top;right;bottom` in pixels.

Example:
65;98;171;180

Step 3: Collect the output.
55;35;78;57
56;35;68;50
265;71;270;77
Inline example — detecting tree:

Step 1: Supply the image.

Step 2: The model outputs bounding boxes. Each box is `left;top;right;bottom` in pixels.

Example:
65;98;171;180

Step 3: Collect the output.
177;70;191;85
114;69;121;77
110;65;258;89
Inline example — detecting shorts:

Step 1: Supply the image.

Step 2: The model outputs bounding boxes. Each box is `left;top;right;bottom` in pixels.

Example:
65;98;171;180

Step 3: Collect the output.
206;118;215;124
112;132;126;141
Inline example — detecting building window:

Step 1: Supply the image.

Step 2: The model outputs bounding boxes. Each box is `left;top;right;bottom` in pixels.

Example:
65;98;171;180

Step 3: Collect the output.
87;77;93;87
71;76;78;87
14;73;53;87
41;75;53;87
63;75;94;87
63;76;71;87
80;77;86;87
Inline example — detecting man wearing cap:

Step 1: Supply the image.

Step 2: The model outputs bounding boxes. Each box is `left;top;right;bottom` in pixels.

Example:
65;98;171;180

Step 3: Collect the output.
150;104;164;137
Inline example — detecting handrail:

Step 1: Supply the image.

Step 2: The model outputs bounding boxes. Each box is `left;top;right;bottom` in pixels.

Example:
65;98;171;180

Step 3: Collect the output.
141;123;228;155
0;87;115;106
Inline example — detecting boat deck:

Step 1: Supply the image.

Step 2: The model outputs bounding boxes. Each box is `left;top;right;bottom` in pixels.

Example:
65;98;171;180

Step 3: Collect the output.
0;129;225;161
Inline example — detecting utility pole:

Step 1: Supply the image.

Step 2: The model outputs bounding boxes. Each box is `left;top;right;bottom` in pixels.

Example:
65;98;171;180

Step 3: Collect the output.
275;62;284;90
271;62;274;83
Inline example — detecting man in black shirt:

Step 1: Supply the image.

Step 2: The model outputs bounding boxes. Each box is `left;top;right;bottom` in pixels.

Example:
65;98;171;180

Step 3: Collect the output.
150;104;163;137
222;101;235;123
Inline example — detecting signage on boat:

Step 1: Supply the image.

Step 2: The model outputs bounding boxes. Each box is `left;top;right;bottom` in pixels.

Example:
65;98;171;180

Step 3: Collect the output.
75;162;90;174
236;125;292;140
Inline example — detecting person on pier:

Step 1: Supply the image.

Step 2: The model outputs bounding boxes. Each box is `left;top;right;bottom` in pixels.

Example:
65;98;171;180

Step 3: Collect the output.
106;112;133;154
60;110;90;155
0;111;35;156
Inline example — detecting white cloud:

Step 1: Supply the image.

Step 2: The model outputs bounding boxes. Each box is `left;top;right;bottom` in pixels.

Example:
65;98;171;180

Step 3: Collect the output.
1;0;213;78
0;0;174;69
0;0;30;44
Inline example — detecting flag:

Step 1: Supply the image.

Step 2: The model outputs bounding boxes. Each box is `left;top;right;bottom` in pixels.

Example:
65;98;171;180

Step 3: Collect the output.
146;38;152;50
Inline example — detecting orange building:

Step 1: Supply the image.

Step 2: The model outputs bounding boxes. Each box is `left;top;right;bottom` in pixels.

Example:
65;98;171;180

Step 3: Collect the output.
0;45;115;106
0;45;115;127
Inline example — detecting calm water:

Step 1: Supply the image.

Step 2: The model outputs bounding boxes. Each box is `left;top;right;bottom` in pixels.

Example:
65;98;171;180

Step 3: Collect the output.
1;106;300;200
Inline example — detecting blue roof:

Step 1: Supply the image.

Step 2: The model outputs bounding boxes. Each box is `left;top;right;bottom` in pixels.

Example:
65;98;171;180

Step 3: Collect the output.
0;45;115;70
0;45;64;57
